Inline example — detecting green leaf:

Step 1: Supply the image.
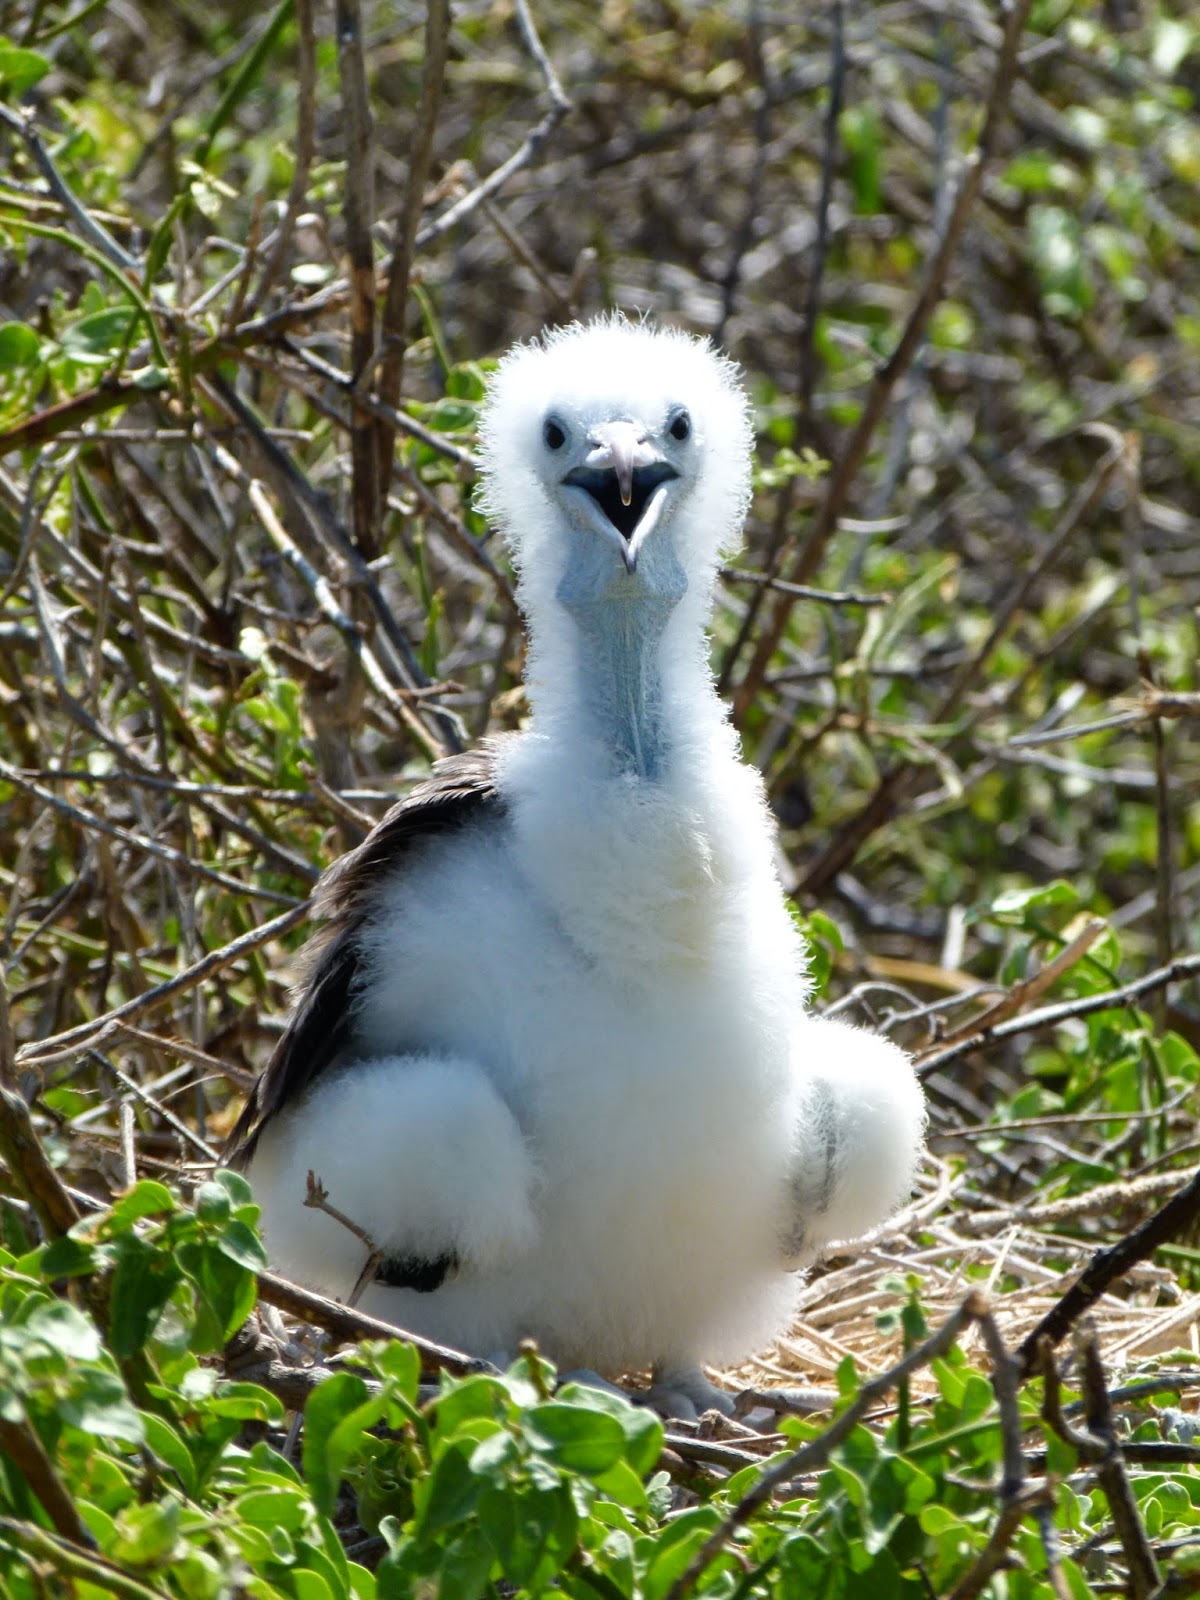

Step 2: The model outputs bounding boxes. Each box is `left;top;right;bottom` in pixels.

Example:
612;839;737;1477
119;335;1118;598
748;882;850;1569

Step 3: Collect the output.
477;1481;578;1589
61;1366;144;1444
61;306;140;364
215;1218;268;1271
206;1381;284;1422
415;1441;485;1535
303;1372;385;1518
25;1299;101;1361
209;1168;256;1211
109;1497;181;1568
840;105;883;213
446;361;487;401
1028;203;1092;319
525;1401;627;1475
109;1233;182;1358
36;1233;98;1281
105;1179;177;1233
176;1239;256;1351
0;39;50;96
141;1412;197;1497
193;1181;232;1224
0;321;40;370
988;880;1081;925
642;1508;724;1600
553;1383;663;1476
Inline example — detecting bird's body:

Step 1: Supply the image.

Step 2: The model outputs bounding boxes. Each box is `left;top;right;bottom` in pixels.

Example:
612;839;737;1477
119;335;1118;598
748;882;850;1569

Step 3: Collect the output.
230;319;925;1406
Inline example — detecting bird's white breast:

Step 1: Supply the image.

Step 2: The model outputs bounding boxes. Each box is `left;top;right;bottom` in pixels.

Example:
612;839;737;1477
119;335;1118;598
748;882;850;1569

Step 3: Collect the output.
349;738;807;1369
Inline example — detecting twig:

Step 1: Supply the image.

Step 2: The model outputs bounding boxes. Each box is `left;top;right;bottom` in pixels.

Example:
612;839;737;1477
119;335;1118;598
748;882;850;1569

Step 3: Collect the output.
255;1268;493;1377
375;0;452;498
304;1169;381;1307
916;918;1109;1057
0;967;15;1092
1016;1164;1200;1377
917;950;1200;1079
796;432;1123;896
92;1052;217;1163
119;1097;137;1188
14;902;309;1069
0;1420;97;1548
0;757;300;909
720;567;886;607
944;1485;1054;1600
797;0;844;430
0;1084;80;1236
413;0;570;250
733;0;1036;720
665;1293;986;1600
333;0;380;558
977;1309;1024;1499
1078;1327;1161;1599
966;1166;1200;1234
246;0;317;315
0;103;139;273
200;421;453;761
715;0;773;345
0;1519;164;1600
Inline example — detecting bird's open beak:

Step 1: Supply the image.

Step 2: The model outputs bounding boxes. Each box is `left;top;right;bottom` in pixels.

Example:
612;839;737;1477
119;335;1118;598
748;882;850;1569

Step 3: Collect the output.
587;420;647;507
562;420;679;574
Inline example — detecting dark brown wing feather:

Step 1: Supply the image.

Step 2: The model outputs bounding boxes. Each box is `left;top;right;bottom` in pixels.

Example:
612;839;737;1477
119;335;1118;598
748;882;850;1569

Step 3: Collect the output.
224;747;504;1167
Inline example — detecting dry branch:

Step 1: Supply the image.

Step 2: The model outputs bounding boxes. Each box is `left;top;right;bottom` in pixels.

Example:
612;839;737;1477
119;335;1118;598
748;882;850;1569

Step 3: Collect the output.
733;0;1037;720
1016;1165;1200;1377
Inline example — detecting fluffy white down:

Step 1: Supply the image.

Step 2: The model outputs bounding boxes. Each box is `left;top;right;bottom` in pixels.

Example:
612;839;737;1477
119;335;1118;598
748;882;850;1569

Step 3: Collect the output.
248;318;926;1378
784;1020;928;1261
250;1056;539;1290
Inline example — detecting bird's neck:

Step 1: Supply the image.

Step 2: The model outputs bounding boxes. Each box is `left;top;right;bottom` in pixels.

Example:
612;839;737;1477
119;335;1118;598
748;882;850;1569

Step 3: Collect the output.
534;535;697;782
565;589;678;780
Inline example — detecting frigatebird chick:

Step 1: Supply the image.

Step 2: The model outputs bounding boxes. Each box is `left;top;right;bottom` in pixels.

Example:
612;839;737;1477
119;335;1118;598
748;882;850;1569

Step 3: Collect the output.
226;318;926;1418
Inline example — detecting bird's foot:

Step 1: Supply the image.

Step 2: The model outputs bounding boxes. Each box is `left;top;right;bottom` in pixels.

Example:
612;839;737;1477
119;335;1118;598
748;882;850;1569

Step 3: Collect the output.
635;1365;736;1422
556;1368;635;1403
554;1365;735;1422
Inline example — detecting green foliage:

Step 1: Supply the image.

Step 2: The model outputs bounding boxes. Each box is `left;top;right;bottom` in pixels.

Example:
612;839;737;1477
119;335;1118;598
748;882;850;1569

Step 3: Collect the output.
8;1178;1200;1597
1;0;1199;1594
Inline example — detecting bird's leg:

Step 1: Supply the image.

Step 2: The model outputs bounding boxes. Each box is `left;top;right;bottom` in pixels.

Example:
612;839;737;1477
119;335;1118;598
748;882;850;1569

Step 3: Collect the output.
556;1369;636;1403
784;1018;926;1264
637;1364;736;1422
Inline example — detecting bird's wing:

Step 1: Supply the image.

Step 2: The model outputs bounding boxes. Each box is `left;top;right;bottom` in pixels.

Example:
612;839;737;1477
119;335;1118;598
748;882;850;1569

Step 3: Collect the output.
222;746;504;1168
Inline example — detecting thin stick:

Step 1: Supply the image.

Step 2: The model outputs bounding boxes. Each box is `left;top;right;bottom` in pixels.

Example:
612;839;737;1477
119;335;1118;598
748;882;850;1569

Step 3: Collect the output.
0;757;300;909
665;1294;985;1600
1016;1164;1200;1377
1078;1328;1160;1599
374;0;452;497
733;0;1036;720
247;0;317;314
797;434;1123;896
15;901;309;1069
255;1268;492;1376
414;0;570;250
0;1084;80;1236
917;949;1200;1079
333;0;380;558
916;918;1109;1057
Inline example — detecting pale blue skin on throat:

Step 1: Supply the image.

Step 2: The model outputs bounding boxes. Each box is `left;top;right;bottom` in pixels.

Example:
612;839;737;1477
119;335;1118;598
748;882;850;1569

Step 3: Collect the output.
555;522;688;782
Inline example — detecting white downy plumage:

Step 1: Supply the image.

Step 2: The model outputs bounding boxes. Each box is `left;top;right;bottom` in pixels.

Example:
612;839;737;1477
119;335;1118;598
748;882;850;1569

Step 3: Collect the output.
237;318;926;1416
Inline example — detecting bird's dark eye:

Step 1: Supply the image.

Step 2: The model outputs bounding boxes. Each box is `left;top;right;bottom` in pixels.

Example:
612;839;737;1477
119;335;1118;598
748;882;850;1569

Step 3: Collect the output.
543;418;566;450
669;410;691;442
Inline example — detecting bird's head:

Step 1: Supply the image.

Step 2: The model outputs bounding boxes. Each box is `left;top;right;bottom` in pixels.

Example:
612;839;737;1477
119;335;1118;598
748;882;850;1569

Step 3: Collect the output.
478;318;753;617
